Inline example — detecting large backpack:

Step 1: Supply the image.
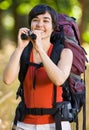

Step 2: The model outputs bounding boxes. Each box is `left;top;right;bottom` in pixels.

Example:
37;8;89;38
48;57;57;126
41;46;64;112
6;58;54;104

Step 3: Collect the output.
13;14;88;130
50;14;88;130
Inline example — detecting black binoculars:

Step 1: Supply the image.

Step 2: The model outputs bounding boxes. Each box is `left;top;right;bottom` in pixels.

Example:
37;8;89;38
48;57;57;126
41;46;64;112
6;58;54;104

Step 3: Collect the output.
21;30;36;40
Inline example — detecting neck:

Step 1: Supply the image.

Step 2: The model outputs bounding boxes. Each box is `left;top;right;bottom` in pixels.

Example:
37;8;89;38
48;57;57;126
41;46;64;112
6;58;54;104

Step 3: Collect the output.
42;37;51;52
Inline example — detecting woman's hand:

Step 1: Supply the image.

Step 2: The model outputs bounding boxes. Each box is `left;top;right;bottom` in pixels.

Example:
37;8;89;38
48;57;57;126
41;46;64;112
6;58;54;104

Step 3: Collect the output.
30;30;43;52
17;27;30;50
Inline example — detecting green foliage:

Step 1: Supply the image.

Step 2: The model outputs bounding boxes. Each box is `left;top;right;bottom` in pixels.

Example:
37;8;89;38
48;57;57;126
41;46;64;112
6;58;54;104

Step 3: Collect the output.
0;0;12;10
82;23;89;43
55;0;79;13
2;14;14;30
16;3;32;15
0;0;89;44
70;6;82;21
12;0;40;15
82;31;89;43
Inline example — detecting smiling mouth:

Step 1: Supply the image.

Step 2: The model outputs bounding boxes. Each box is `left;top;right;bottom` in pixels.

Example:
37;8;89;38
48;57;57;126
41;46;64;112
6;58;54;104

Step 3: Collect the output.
34;29;45;32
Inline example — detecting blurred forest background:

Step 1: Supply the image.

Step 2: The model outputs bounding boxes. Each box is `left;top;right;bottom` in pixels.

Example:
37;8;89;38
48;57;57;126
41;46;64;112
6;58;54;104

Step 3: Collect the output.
0;0;89;130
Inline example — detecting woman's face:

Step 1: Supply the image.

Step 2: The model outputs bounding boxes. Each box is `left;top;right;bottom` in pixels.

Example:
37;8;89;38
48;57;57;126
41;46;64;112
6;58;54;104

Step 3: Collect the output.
30;12;53;40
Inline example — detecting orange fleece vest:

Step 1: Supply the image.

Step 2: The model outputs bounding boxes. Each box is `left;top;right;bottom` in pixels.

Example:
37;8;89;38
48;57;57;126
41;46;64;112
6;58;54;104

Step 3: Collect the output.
23;44;63;124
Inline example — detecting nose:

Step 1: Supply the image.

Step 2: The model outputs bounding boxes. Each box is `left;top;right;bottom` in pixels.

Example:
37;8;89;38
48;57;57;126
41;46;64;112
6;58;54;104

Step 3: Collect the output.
36;20;43;27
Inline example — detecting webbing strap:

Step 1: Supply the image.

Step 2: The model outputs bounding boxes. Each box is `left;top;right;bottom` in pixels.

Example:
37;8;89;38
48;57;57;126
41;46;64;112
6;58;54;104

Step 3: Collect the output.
83;72;86;130
83;103;86;130
54;113;62;130
25;108;57;115
28;62;43;68
53;85;62;130
25;107;62;130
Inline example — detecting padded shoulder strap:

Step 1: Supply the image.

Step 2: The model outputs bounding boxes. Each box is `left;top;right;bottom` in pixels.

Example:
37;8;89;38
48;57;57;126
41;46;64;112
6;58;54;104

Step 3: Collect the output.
50;40;64;64
18;42;33;82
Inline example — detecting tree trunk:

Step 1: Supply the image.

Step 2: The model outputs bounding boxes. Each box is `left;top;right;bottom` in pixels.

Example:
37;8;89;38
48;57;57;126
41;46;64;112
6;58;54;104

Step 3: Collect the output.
0;9;3;49
79;0;87;44
11;2;28;45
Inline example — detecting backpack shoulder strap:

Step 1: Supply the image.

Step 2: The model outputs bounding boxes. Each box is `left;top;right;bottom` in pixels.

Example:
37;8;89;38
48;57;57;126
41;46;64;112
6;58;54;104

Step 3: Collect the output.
50;41;64;64
18;42;33;82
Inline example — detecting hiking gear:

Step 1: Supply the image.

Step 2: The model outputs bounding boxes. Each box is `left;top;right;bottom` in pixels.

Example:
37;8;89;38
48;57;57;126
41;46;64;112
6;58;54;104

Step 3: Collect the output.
23;44;62;111
52;14;87;130
21;30;37;40
13;14;88;130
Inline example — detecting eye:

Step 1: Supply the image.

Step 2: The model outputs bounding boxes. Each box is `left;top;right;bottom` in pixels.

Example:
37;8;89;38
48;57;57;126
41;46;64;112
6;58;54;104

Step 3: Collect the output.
32;18;39;22
44;20;49;23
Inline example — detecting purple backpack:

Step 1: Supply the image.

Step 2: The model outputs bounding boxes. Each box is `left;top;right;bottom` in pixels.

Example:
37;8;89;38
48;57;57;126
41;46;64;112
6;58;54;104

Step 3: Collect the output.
52;14;88;130
57;14;87;74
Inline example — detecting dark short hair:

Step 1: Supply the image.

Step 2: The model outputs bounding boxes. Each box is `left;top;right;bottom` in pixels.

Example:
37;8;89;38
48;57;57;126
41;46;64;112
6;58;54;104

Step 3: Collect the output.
28;4;57;30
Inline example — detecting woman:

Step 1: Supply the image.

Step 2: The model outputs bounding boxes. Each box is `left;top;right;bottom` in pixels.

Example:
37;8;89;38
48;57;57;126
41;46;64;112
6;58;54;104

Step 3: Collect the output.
3;4;73;130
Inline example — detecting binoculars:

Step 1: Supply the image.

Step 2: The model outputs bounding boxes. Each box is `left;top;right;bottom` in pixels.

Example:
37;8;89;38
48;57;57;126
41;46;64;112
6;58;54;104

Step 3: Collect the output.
21;30;36;40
